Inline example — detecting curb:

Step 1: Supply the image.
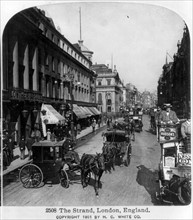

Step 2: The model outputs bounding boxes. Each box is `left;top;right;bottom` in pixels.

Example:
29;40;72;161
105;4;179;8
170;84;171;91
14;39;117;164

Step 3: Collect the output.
3;124;107;176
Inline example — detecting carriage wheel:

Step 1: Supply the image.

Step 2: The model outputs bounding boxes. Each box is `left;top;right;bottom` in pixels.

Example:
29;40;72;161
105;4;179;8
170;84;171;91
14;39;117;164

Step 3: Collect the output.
19;164;43;188
177;184;191;205
60;170;69;188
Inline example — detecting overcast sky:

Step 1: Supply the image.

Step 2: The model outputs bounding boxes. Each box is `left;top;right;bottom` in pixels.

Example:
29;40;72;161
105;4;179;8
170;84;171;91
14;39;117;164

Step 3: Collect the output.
1;1;191;93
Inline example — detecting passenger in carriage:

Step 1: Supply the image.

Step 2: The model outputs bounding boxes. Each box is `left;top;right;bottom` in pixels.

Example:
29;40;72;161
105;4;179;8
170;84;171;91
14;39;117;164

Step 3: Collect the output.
181;112;191;153
159;104;179;125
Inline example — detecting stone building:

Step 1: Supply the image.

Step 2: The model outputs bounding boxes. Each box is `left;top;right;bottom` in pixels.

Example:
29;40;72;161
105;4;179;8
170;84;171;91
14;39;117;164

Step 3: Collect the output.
2;7;98;142
157;24;190;118
91;64;124;117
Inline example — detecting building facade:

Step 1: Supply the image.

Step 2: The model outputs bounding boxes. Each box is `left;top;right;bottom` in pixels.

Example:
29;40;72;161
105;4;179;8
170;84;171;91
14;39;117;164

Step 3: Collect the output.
157;24;190;118
141;90;157;110
91;64;124;117
2;7;97;142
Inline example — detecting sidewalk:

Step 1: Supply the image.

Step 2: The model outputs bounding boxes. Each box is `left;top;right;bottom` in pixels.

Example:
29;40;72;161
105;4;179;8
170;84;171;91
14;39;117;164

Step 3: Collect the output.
3;123;107;176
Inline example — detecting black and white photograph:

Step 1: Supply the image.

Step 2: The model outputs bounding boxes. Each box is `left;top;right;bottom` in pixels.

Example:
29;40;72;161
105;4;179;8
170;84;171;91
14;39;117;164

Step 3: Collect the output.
1;0;192;219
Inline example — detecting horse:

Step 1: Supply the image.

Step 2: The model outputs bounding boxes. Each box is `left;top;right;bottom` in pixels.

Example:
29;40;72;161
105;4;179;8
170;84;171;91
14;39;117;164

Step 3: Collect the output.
103;141;131;168
80;153;105;196
102;142;117;172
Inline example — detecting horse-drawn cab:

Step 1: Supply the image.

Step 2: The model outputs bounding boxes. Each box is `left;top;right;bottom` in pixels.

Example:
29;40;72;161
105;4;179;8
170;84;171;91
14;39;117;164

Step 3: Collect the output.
129;108;143;132
19;139;80;188
156;123;191;205
102;130;132;167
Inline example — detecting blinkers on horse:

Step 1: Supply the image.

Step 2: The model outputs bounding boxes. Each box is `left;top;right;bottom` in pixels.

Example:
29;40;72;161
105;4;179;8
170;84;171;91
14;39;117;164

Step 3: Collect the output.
80;153;105;196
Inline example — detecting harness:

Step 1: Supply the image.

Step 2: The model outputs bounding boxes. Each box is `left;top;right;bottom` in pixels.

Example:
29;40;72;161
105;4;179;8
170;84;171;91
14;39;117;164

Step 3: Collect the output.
82;154;100;172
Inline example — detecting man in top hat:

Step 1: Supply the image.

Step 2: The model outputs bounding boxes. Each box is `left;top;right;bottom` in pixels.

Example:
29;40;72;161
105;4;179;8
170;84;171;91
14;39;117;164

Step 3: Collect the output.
159;103;179;124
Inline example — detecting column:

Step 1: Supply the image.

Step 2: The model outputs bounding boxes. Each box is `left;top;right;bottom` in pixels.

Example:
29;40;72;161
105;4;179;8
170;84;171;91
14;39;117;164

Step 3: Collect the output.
23;44;29;90
13;39;19;88
33;47;38;91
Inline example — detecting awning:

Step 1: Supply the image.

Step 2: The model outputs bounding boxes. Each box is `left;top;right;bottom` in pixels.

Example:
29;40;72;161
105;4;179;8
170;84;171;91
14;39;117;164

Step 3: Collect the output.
84;107;94;116
73;104;87;119
79;106;94;117
88;107;101;115
41;104;65;124
41;104;66;137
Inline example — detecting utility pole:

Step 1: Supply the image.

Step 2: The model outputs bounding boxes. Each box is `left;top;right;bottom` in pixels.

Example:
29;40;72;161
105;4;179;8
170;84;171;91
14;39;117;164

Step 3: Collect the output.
69;79;75;143
65;71;75;144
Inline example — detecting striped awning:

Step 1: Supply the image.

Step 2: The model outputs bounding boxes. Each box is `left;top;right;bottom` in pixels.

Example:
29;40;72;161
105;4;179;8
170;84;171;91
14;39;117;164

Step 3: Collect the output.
88;107;101;115
79;106;91;117
84;107;94;116
41;104;65;124
73;104;87;119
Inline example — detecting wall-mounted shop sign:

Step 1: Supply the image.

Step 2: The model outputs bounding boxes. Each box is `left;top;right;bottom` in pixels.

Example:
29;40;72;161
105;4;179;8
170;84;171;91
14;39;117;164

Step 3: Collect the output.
10;89;42;101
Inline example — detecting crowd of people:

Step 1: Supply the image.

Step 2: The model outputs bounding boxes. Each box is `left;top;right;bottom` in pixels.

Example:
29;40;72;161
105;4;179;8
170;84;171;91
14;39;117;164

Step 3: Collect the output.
2;116;104;169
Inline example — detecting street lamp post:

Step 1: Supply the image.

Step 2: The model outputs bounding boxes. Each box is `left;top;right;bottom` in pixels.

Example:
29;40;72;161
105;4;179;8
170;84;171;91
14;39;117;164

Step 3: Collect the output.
69;79;75;143
65;71;75;143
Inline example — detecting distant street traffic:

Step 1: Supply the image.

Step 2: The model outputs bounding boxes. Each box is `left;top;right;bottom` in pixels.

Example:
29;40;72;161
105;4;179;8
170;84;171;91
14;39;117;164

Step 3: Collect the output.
3;115;161;206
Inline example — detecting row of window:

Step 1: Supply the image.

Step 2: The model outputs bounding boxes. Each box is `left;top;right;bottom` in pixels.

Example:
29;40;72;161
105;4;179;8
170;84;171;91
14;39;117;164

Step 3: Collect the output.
98;79;112;86
39;22;89;69
38;49;91;89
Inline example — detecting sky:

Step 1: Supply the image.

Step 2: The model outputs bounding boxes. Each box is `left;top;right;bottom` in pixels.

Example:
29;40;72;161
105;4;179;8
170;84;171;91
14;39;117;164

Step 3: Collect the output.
1;1;192;93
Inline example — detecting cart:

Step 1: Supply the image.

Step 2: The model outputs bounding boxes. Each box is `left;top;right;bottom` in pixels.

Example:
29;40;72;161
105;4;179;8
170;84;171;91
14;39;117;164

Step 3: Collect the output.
129;109;143;132
156;124;191;205
19;140;90;188
102;130;132;167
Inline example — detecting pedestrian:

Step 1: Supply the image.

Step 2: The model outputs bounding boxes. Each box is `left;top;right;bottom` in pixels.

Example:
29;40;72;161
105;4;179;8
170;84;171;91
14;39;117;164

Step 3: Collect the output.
92;119;96;132
31;127;42;142
3;135;11;167
97;118;101;128
7;137;14;163
50;131;56;142
19;136;26;160
113;120;119;129
181;112;191;153
26;136;34;160
129;119;135;141
107;118;110;128
77;123;81;134
46;129;51;141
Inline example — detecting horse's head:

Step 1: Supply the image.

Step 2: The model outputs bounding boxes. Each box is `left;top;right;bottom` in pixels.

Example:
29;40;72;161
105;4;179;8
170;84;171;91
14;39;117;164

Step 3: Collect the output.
96;153;105;171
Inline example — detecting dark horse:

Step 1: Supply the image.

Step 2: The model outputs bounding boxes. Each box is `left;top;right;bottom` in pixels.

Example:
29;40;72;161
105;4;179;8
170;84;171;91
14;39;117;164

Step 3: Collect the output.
102;142;117;172
80;153;105;196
